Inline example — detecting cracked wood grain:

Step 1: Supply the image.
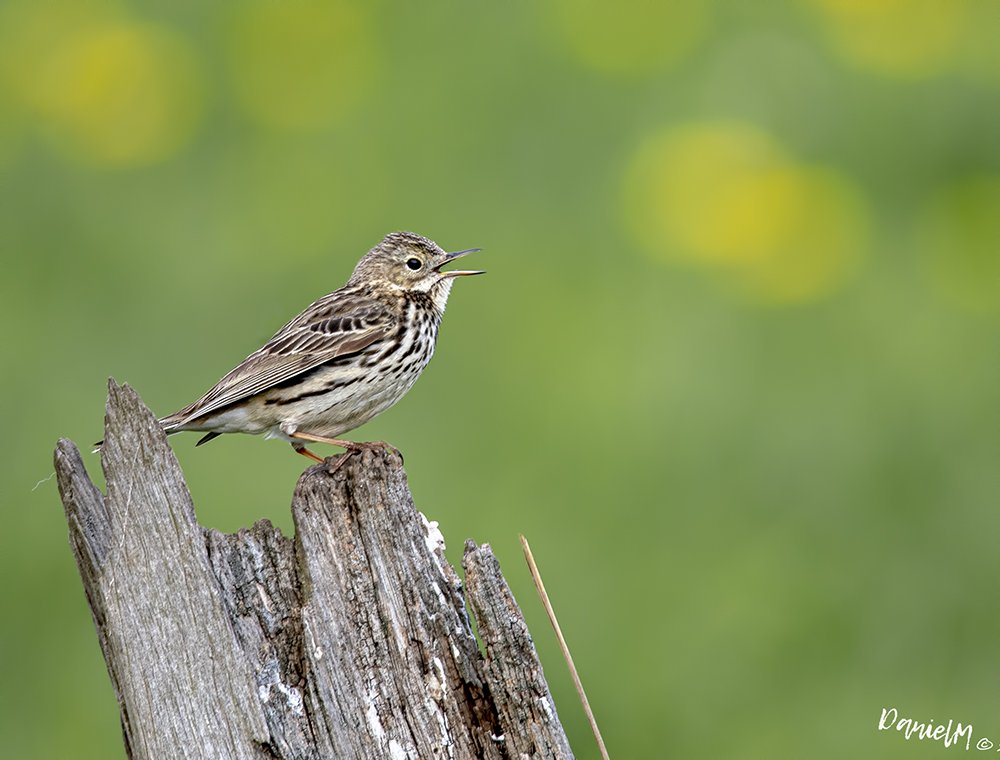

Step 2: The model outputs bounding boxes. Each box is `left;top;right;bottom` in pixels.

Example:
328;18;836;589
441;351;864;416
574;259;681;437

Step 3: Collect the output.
54;380;574;759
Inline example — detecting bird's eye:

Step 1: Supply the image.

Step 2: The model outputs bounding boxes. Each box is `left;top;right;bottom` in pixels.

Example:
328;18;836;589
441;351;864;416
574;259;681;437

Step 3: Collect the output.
406;258;422;271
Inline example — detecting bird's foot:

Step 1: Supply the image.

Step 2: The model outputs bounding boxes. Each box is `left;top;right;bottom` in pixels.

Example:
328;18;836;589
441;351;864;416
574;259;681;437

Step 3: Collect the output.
291;432;402;474
343;440;403;461
322;442;402;475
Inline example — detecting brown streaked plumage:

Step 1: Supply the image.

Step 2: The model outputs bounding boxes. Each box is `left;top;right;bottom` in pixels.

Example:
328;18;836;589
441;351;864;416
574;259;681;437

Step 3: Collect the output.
156;231;483;467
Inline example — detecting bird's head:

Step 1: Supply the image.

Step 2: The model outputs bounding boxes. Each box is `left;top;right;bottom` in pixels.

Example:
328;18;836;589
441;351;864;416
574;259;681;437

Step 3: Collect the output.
350;232;484;304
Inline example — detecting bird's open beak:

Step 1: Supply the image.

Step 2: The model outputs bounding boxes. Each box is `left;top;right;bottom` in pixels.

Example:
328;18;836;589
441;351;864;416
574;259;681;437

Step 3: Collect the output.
435;248;485;277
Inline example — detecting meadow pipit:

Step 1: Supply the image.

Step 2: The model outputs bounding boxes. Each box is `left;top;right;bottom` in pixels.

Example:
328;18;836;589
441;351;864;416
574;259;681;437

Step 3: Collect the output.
152;232;483;468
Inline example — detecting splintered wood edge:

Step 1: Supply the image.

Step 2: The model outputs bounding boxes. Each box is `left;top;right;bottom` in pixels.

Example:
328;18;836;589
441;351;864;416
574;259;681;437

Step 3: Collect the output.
463;540;576;760
59;379;270;759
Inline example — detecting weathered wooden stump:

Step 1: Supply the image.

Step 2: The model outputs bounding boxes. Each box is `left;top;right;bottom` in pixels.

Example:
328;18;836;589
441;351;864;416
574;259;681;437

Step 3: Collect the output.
54;380;574;760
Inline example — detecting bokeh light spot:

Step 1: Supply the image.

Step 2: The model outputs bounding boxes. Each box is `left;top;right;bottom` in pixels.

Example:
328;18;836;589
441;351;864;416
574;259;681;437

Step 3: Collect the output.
919;175;1000;313
805;0;967;78
646;126;800;265
735;167;869;304
623;122;868;305
0;0;204;167
37;25;204;167
548;0;711;76
228;0;382;132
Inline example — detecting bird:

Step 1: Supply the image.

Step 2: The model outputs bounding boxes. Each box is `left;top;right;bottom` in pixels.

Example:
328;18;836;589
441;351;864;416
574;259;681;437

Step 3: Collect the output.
148;232;483;469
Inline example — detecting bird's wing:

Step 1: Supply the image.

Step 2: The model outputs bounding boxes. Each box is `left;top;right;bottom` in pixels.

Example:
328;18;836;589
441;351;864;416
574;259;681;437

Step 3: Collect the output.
163;297;393;427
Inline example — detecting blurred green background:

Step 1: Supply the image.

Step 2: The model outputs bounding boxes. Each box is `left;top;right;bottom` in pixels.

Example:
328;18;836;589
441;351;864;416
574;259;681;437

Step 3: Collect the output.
1;0;997;757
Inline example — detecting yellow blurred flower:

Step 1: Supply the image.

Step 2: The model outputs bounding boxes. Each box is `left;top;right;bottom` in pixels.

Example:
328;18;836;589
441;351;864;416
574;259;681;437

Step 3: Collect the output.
227;0;382;132
804;0;968;79
919;175;1000;313
0;0;205;168
546;0;712;76
38;26;204;167
623;122;869;305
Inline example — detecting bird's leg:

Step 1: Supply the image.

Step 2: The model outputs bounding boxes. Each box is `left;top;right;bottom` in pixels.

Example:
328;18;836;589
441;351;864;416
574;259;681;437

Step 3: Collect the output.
294;446;325;464
293;443;353;475
290;431;403;468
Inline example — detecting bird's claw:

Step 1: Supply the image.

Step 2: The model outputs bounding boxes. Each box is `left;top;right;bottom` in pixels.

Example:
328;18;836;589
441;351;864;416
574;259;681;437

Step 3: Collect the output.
324;450;356;475
311;442;403;477
345;441;402;466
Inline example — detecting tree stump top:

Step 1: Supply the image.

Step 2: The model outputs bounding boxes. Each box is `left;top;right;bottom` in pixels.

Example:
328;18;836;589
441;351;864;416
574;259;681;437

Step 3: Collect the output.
54;379;574;760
